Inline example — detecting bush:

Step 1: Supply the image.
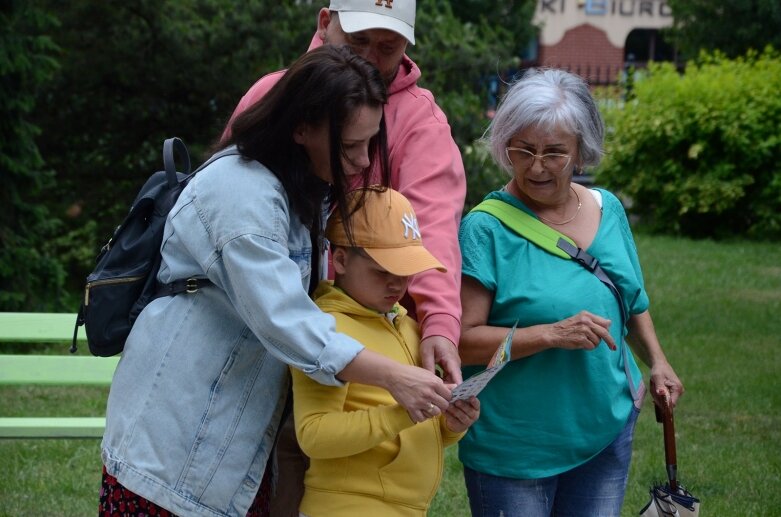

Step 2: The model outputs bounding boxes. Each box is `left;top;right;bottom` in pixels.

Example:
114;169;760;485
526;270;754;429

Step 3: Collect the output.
0;3;69;311
597;48;781;240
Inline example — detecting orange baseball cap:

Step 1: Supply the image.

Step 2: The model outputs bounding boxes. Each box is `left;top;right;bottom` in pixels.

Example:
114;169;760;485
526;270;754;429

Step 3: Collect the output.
326;186;446;276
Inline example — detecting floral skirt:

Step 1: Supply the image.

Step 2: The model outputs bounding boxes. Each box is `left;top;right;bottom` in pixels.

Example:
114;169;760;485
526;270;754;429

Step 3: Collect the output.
99;464;272;517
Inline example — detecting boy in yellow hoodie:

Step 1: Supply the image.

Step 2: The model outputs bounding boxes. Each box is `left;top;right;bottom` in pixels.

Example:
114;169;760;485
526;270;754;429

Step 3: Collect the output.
290;186;480;517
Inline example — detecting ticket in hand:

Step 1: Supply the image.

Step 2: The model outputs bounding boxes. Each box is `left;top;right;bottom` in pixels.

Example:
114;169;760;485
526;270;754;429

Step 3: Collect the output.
450;322;516;401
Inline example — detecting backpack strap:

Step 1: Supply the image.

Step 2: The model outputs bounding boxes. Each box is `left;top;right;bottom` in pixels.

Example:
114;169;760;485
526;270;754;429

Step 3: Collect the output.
154;147;243;299
163;137;191;188
469;197;639;402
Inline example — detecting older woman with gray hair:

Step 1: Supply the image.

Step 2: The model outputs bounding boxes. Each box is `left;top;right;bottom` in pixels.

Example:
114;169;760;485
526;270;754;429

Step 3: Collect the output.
457;68;684;516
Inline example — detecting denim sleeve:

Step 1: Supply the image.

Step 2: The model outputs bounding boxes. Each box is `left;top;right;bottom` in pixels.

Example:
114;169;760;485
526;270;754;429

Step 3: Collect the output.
212;233;364;386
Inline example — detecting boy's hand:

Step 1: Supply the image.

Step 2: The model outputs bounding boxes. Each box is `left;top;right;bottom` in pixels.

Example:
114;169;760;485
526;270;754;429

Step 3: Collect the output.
420;336;463;384
443;396;480;433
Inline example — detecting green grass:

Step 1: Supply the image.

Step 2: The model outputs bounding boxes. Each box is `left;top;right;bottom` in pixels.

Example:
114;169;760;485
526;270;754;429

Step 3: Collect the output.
431;234;781;516
2;234;780;516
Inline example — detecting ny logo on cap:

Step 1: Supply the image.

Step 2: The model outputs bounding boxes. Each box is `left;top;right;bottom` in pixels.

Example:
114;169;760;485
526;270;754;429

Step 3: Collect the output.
375;0;393;8
401;212;421;240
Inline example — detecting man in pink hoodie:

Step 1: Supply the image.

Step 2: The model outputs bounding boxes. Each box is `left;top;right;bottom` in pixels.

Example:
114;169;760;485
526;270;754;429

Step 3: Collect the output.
223;1;465;513
224;1;464;381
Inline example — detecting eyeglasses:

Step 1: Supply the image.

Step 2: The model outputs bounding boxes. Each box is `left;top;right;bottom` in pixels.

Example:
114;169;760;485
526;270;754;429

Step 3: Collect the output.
505;147;571;172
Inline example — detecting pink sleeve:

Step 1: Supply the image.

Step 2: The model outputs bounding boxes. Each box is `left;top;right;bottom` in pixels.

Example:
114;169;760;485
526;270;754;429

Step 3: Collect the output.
220;71;286;144
391;109;466;346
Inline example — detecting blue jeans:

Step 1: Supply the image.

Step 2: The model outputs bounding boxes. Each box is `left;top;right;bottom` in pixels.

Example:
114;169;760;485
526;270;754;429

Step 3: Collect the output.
464;406;640;517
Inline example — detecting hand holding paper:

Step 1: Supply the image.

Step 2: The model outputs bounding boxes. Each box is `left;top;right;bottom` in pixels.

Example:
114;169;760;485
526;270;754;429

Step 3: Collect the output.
451;323;516;402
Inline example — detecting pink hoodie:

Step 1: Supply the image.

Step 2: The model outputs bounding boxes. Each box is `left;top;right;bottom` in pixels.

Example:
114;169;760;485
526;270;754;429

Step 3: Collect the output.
223;37;466;346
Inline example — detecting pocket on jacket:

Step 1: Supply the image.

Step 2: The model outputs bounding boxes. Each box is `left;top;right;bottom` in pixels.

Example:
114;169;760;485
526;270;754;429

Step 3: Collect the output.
378;422;442;505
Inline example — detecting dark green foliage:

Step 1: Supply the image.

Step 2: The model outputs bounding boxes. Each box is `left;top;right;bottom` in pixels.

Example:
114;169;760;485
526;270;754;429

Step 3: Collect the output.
30;0;321;301
598;49;781;240
665;0;781;59
9;0;533;308
412;0;535;209
450;0;536;56
0;2;66;311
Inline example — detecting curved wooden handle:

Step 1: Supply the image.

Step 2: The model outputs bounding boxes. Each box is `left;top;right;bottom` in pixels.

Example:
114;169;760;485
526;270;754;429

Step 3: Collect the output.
655;396;678;490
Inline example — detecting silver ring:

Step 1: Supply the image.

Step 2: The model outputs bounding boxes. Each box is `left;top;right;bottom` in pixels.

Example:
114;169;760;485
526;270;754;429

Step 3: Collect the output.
427;402;435;413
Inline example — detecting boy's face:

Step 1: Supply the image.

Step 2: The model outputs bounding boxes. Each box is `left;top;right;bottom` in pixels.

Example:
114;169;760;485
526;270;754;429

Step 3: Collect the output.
332;247;410;313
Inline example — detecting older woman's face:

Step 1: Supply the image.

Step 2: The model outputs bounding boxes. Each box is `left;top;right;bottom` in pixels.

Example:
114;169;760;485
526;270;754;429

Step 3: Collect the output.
507;125;579;207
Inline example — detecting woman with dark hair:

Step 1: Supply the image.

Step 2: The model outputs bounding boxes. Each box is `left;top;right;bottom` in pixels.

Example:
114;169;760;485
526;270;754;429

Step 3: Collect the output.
99;46;452;517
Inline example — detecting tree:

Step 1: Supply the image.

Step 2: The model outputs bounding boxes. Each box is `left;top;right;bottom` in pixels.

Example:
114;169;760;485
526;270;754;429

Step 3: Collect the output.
0;2;66;310
665;0;781;59
20;0;538;307
411;0;536;209
31;0;320;297
450;0;536;57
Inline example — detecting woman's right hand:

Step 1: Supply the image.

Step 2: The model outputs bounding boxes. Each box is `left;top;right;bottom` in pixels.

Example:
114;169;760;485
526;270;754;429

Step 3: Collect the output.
337;349;453;423
549;310;617;351
385;363;453;423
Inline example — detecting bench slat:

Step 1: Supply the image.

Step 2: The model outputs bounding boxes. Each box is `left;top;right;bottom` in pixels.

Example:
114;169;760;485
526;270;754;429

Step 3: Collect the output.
0;312;85;343
1;312;112;439
0;417;105;438
0;355;118;385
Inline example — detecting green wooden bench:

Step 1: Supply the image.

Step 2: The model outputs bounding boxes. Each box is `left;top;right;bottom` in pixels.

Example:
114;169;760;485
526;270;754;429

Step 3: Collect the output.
0;312;119;438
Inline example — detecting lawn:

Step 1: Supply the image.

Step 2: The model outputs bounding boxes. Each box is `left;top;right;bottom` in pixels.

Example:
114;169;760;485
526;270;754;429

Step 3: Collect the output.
2;234;780;516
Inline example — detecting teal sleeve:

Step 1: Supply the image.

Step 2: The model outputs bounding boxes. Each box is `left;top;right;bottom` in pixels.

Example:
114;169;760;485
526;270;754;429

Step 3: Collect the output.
599;189;650;315
458;212;500;292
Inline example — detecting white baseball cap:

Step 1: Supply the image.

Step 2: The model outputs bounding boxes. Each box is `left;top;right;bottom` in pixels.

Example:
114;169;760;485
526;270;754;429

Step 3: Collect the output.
329;0;416;45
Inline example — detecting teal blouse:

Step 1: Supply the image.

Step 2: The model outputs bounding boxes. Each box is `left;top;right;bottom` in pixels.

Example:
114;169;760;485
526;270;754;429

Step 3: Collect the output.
458;189;648;479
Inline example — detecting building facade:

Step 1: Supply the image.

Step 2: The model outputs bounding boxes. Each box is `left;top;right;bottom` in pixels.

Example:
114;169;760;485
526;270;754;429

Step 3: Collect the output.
531;0;675;84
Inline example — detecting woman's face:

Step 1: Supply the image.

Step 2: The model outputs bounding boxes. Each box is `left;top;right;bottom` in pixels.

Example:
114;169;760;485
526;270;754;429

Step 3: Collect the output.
296;104;383;184
507;124;579;208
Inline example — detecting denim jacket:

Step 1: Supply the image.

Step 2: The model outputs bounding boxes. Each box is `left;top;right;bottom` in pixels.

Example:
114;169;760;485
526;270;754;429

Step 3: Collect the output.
101;150;364;516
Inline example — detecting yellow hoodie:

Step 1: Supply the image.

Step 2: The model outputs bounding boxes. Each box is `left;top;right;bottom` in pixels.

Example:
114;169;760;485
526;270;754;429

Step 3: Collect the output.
290;281;464;517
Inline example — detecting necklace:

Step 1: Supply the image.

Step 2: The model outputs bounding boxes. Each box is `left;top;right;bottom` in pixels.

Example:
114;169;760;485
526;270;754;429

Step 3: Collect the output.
536;186;581;225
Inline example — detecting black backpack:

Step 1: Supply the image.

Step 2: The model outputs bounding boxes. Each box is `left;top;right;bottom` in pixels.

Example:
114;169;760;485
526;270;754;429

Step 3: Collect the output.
71;138;234;356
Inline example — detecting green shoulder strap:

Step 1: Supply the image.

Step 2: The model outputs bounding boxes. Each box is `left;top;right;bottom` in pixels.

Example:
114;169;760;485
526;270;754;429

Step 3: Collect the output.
470;199;576;259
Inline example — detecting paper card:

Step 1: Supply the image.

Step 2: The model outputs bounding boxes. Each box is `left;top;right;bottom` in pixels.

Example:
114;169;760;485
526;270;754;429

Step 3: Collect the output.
450;322;516;401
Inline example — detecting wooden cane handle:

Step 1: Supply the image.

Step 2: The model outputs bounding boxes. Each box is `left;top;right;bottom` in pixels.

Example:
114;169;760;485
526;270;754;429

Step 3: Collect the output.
658;395;678;490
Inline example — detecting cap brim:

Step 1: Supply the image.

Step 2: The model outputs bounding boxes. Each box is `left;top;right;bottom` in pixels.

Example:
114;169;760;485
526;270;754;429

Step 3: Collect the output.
337;11;415;45
364;246;446;276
